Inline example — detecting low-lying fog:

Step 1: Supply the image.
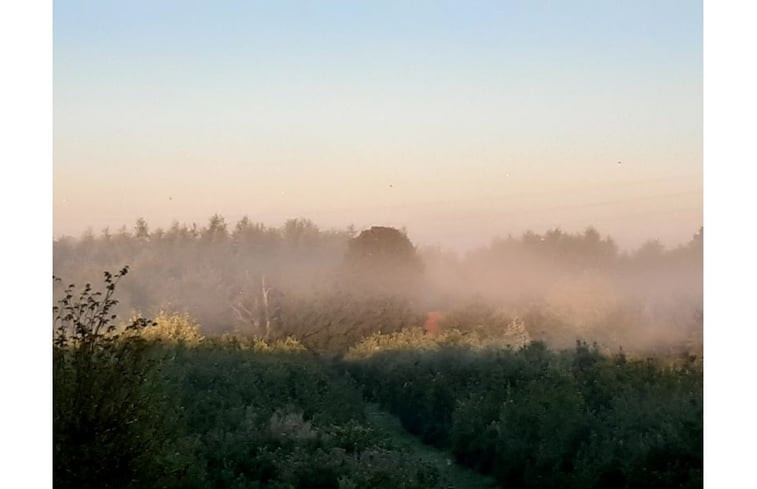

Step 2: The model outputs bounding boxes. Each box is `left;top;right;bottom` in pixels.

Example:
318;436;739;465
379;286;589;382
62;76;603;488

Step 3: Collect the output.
53;216;702;354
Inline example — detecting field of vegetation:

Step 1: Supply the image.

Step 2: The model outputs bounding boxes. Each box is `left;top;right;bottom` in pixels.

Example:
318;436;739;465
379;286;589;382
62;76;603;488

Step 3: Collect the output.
54;270;441;489
53;260;702;488
347;330;701;488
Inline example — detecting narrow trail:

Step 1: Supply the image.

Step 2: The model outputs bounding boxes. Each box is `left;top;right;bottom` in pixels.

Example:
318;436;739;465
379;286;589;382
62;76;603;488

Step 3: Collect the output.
364;403;498;489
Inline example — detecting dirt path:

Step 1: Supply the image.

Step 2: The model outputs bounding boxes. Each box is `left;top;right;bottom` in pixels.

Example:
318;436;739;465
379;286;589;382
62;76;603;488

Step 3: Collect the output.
364;403;497;489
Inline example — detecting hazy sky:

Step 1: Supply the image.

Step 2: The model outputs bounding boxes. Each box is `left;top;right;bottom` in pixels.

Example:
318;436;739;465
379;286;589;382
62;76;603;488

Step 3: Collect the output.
54;0;702;251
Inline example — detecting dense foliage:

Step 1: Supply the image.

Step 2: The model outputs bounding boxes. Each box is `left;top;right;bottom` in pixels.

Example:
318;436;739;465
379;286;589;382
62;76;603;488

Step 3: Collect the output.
54;269;702;489
53;273;440;488
345;331;702;489
149;339;441;489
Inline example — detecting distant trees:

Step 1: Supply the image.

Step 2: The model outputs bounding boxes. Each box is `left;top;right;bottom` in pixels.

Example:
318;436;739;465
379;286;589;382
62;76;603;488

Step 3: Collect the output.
495;226;618;269
53;216;354;333
226;225;426;351
53;217;702;352
342;226;424;296
134;218;150;240
201;213;228;242
634;239;666;261
282;217;321;247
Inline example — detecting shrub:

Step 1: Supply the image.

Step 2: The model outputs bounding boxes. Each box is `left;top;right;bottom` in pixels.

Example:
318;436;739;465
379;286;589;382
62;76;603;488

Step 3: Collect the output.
141;311;204;345
53;267;180;489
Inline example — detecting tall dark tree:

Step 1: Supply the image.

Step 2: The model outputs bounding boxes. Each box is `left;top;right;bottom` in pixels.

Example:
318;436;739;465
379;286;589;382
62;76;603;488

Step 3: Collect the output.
342;226;424;296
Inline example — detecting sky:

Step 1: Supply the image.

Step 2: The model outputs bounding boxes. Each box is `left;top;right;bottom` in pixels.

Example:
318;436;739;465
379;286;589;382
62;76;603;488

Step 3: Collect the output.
54;0;702;251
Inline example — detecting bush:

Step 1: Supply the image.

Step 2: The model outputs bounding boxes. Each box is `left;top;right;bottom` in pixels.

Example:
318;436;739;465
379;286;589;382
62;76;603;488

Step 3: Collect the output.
141;311;204;345
53;267;181;489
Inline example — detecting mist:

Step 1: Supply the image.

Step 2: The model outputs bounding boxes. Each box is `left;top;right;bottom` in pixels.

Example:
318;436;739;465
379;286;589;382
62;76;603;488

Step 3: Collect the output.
52;215;702;355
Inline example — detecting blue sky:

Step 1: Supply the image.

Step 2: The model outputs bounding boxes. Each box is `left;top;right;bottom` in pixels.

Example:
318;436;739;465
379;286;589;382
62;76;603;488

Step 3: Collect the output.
54;1;702;250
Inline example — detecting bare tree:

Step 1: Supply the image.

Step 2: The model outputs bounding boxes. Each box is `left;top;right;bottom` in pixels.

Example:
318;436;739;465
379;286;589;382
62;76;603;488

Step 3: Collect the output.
231;275;274;339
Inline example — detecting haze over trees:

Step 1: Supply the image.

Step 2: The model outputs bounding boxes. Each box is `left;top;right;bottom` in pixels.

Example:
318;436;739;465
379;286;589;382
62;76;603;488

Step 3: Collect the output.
53;215;702;355
52;216;703;488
